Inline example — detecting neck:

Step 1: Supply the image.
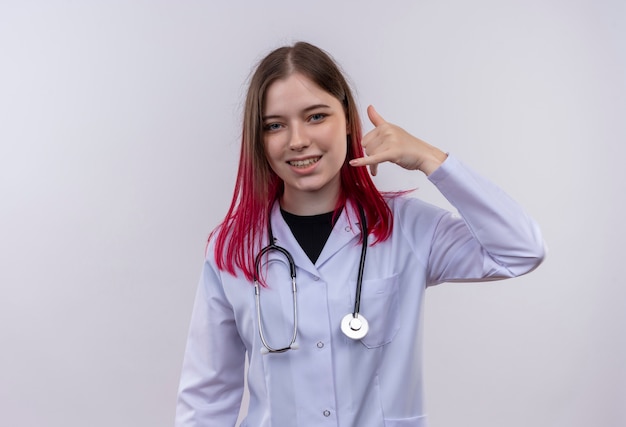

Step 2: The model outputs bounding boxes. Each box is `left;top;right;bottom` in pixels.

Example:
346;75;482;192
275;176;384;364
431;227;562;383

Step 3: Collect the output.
280;187;340;216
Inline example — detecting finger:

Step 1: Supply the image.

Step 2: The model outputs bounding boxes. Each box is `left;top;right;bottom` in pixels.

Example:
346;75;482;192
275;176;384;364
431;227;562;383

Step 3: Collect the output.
367;105;387;128
349;156;380;176
350;151;389;167
349;151;389;176
360;126;380;149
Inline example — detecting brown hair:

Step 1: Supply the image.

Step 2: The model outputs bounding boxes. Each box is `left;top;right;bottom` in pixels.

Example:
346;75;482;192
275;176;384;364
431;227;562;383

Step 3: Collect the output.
213;41;393;281
243;41;360;201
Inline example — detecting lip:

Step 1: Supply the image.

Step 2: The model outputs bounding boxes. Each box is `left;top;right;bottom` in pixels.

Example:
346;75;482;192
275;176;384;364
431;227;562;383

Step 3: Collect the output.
286;155;321;170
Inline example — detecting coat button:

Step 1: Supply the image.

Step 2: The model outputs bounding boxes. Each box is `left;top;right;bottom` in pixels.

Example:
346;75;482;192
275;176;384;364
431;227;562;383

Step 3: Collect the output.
323;410;331;417
316;341;324;349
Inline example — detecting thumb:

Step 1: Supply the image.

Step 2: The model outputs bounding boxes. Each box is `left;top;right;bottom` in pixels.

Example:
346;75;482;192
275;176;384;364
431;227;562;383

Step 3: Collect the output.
367;105;386;127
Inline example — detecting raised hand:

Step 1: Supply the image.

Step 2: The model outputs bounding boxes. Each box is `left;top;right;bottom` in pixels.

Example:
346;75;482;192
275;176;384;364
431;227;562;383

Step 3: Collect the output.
349;105;447;176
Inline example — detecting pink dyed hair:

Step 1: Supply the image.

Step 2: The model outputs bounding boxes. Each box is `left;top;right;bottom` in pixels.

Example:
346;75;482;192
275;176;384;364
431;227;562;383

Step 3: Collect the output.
211;42;394;281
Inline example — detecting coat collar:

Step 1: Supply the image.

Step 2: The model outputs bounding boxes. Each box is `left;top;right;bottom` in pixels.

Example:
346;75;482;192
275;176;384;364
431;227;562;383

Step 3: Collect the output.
268;202;364;275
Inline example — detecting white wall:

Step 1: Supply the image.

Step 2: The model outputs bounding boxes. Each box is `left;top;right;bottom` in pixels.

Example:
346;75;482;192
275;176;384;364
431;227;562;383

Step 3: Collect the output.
1;1;624;426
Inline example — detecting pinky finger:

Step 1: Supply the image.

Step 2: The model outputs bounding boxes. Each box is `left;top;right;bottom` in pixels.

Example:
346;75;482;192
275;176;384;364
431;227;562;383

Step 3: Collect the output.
349;157;380;176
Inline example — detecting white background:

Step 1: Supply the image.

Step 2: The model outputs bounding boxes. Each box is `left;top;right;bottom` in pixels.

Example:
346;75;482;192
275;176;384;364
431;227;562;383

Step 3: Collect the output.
1;1;624;426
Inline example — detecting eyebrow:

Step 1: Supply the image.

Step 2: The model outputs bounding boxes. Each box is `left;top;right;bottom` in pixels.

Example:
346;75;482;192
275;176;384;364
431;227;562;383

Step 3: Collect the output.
262;104;331;121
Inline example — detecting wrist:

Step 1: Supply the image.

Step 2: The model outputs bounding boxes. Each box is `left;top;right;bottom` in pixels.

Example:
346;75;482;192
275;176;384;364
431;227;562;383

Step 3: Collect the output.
419;147;448;176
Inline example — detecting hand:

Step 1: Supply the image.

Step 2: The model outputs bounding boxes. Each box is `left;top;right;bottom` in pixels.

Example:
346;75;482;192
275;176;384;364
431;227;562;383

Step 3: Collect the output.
349;105;447;176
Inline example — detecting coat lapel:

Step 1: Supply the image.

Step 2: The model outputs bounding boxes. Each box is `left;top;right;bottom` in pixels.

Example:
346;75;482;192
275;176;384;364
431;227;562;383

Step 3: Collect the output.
268;203;317;276
267;202;364;274
315;203;363;268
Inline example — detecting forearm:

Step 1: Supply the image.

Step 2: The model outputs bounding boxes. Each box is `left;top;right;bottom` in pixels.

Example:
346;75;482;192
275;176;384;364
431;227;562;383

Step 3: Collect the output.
428;155;545;280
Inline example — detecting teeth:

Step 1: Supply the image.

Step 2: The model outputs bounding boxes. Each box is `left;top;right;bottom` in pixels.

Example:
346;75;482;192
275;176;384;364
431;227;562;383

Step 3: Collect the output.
289;157;320;168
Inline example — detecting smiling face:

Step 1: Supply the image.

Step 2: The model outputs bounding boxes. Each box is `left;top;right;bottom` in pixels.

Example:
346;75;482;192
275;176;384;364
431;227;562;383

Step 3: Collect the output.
263;73;348;215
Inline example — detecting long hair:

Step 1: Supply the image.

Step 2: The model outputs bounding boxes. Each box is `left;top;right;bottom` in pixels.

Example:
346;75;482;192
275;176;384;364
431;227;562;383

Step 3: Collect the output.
212;42;394;281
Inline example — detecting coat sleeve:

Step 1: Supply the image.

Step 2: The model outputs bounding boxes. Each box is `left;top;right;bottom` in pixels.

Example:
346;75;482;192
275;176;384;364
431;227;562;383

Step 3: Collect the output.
421;155;546;285
175;255;246;426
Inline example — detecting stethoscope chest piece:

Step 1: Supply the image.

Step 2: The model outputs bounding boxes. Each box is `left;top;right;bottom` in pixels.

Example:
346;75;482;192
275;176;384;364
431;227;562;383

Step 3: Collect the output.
341;313;369;340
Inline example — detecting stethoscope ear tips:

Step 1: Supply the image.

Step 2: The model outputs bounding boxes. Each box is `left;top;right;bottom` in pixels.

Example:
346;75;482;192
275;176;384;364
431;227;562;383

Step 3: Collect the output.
289;342;300;350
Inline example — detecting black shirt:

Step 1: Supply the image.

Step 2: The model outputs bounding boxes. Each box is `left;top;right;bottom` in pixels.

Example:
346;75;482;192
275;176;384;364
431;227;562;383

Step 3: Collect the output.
280;209;337;264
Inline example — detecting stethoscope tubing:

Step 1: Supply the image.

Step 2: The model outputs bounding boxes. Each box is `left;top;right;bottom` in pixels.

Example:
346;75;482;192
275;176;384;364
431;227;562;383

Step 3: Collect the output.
254;241;298;353
352;206;368;317
254;205;368;353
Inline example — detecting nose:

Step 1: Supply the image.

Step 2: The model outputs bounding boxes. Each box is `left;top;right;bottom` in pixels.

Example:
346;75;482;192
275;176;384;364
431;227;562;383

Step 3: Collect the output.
288;123;310;151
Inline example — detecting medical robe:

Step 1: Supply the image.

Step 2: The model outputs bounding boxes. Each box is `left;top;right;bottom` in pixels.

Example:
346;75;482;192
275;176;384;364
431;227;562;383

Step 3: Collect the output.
176;154;545;427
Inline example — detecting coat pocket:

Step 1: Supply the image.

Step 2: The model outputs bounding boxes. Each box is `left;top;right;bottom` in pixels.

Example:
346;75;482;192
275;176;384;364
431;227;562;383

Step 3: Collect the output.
350;273;400;348
385;414;428;427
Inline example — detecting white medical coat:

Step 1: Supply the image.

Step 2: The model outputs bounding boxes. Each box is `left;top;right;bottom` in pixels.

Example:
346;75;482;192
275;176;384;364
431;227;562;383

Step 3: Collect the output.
176;155;545;427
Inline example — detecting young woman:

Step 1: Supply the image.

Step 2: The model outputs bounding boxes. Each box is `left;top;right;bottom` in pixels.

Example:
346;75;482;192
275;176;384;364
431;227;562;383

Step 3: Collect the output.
176;41;545;427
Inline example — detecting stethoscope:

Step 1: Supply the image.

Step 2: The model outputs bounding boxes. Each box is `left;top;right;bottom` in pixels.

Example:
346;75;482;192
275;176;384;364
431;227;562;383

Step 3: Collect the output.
254;206;369;354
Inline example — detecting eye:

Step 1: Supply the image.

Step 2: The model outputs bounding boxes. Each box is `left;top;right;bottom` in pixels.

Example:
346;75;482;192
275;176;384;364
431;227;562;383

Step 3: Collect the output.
263;122;282;132
309;113;327;123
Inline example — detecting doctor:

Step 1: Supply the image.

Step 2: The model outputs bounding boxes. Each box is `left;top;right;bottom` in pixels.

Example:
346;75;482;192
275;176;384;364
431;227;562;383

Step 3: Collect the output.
175;41;545;427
